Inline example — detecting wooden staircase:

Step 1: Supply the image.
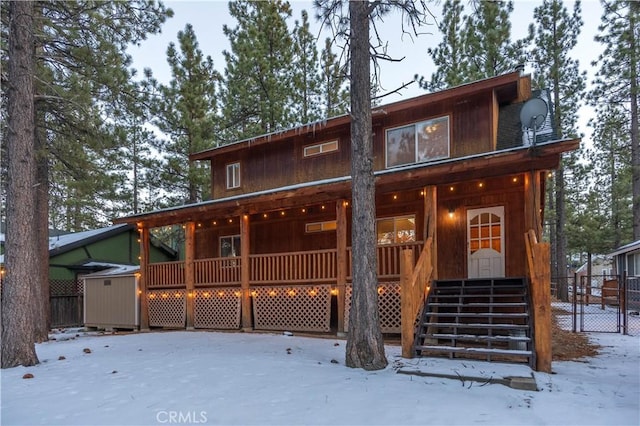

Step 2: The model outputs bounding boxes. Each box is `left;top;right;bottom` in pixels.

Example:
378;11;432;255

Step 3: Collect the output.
413;278;535;367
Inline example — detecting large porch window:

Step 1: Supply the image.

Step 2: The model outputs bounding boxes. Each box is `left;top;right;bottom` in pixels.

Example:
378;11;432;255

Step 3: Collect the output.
385;116;450;168
376;215;416;244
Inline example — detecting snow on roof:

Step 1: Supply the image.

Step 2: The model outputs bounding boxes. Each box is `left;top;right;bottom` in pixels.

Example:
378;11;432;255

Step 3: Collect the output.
608;240;640;257
83;264;140;278
48;224;131;251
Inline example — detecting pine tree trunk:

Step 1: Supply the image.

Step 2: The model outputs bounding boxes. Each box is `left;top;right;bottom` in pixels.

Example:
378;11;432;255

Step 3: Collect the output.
2;0;40;368
555;163;568;302
345;0;387;371
629;1;640;241
34;110;51;342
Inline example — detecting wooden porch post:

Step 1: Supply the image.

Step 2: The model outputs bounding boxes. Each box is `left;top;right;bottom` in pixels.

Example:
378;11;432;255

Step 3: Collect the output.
423;186;438;279
336;199;348;335
524;171;543;239
400;249;414;358
525;230;552;372
185;221;195;330
138;225;150;331
240;214;252;330
524;171;552;371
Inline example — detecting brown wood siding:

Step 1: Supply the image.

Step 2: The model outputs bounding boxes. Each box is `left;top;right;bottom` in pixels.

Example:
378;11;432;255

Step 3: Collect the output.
211;128;351;199
211;93;498;200
436;174;526;279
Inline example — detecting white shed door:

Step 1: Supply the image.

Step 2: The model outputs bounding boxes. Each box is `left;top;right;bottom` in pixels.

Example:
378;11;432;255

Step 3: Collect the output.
467;206;505;279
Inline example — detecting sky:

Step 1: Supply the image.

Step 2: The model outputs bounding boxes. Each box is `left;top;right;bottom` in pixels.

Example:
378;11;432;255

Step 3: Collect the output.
1;308;638;425
128;0;605;143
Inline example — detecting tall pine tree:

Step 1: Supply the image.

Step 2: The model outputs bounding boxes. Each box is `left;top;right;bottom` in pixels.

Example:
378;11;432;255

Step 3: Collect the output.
415;0;466;91
145;24;219;205
319;37;349;117
221;0;295;141
528;0;585;300
292;10;322;125
590;0;640;241
462;0;526;80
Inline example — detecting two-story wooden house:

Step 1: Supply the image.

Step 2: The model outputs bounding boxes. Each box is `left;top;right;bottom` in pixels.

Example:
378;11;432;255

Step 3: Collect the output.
115;71;579;371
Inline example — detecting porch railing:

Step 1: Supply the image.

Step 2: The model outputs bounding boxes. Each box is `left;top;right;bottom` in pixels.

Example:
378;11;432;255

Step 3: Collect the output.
347;241;424;281
195;258;241;286
250;249;337;284
147;261;185;287
146;242;424;287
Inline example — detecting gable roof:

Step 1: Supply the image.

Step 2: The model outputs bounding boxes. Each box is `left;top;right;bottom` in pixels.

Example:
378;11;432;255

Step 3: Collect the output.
190;71;528;161
48;224;135;257
608;240;640;257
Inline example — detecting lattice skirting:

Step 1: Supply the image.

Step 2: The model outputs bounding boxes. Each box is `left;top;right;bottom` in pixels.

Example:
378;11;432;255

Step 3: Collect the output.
194;288;241;329
148;289;186;328
252;285;331;332
344;282;401;333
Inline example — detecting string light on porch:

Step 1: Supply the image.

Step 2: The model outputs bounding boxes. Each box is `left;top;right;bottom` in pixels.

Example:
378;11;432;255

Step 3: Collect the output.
228;219;233;224
478;182;484;189
377;286;385;295
149;293;156;299
280;211;285;216
393;194;398;200
449;186;455;192
203;291;211;298
301;208;306;213
263;213;268;219
234;291;241;298
212;221;217;225
287;289;296;297
330;288;339;296
308;289;317;296
512;176;519;183
217;291;225;298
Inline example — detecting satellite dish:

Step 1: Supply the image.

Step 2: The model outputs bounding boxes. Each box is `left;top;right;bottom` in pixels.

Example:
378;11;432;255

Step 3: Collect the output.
520;97;548;131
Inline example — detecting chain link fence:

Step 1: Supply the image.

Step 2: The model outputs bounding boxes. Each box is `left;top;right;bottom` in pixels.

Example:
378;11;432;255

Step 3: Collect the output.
552;274;639;336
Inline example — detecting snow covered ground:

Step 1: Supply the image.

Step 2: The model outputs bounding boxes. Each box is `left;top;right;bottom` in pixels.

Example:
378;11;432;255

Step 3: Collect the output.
1;325;638;425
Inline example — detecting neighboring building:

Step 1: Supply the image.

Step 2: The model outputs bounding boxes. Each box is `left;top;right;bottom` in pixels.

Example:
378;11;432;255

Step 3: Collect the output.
575;255;614;292
1;224;177;326
609;240;640;277
115;71;579;369
47;223;177;284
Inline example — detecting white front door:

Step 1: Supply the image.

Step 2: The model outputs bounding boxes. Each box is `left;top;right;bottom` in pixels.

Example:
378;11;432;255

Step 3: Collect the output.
467;206;505;278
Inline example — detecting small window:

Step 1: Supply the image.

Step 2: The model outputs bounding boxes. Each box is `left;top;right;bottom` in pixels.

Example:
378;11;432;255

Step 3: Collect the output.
385;116;449;168
304;140;338;157
220;235;241;257
226;162;240;189
305;220;337;233
376;215;416;244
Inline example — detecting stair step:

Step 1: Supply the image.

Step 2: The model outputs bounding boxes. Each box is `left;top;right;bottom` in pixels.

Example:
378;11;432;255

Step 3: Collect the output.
424;333;531;343
415;345;532;357
422;322;530;329
431;293;526;298
425;312;529;318
434;285;525;290
429;302;527;308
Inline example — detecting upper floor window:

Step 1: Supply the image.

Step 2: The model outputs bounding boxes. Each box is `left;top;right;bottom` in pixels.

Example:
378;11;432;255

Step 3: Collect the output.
377;215;415;244
304;140;338;157
226;162;240;189
385;116;450;168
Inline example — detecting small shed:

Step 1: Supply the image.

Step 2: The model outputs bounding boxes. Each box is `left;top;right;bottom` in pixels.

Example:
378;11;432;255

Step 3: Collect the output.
84;265;140;330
